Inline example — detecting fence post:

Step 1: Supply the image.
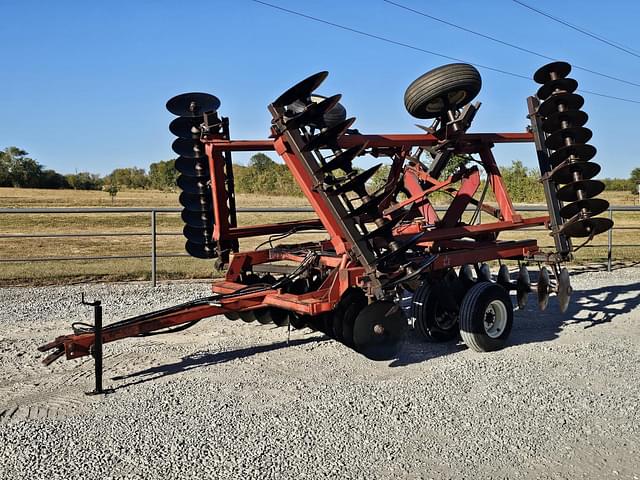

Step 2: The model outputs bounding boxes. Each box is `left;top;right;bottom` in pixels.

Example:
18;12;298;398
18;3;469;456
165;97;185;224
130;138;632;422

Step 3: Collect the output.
606;208;613;272
151;210;157;287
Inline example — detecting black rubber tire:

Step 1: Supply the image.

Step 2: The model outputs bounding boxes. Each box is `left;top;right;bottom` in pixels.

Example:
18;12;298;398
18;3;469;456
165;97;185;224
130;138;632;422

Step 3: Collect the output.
411;282;459;342
289;94;347;129
459;282;513;352
404;63;482;119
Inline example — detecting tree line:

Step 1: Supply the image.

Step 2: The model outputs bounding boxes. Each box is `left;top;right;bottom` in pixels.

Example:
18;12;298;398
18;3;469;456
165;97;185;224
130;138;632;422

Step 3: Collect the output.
0;146;178;191
1;146;638;200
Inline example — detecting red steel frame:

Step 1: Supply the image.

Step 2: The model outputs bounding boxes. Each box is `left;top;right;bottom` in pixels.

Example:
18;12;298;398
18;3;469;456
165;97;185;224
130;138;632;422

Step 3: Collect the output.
39;129;552;364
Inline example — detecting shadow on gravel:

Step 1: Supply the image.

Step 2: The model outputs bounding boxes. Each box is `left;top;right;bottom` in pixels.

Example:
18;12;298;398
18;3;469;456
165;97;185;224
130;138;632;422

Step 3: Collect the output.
112;280;640;377
509;280;640;348
111;337;325;390
392;279;640;367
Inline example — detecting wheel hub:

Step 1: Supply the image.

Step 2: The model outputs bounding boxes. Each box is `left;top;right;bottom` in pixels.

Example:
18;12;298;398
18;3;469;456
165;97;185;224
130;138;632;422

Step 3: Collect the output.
483;300;508;339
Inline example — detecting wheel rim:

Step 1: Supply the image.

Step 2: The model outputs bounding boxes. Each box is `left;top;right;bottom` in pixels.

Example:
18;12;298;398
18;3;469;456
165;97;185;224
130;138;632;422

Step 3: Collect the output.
483;299;508;339
434;305;457;331
426;90;467;113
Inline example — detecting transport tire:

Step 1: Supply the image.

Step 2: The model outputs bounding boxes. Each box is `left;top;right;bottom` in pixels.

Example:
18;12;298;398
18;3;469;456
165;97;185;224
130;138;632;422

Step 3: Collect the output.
459;282;513;352
404;63;482;119
411;281;459;342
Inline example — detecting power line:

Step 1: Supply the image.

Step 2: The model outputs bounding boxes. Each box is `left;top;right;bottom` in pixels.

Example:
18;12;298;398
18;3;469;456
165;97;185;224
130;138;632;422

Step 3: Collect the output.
249;0;640;105
249;0;527;80
384;0;640;88
512;0;640;60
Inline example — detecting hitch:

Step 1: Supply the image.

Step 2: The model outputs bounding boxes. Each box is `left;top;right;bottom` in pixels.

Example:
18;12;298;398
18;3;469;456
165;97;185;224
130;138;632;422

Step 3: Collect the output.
79;294;113;395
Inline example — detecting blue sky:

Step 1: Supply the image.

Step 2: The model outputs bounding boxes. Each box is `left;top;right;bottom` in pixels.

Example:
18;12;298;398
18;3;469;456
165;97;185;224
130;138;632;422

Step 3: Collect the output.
1;0;639;178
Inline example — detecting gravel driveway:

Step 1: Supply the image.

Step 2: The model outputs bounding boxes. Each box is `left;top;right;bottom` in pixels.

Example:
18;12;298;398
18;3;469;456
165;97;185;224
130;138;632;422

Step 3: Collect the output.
1;267;639;479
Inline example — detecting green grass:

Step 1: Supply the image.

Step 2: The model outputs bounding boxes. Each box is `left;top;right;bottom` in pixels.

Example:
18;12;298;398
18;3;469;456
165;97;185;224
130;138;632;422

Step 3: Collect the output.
0;187;637;285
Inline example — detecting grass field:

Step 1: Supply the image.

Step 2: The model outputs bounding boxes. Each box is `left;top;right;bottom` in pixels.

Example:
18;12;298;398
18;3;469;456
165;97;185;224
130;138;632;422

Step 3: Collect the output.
0;187;638;285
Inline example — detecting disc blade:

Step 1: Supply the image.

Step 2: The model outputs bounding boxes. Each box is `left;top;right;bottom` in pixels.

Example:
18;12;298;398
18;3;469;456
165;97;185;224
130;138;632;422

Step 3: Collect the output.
340;303;363;347
172;138;206;158
533;61;572;84
289;314;308;329
549;144;597;165
285;94;342;129
497;265;512;290
255;308;274;325
271;309;290;327
516;265;531;309
557;267;572;313
175;157;210;178
559;198;609;219
459;264;476;289
353;301;406;360
183;225;214;245
537;77;578;101
302;117;356;152
556;179;605;202
537;266;550;311
272;71;329;108
542;109;588;134
559;217;613;238
550;159;600;185
179;192;213;211
317;144;366;174
287;93;348;129
181;209;214;228
332;288;368;343
345;192;385;218
545;126;592;151
166;92;221;117
169;116;203;139
538;93;584;118
328;164;381;196
478;263;492;282
185;240;217;259
177;175;211;195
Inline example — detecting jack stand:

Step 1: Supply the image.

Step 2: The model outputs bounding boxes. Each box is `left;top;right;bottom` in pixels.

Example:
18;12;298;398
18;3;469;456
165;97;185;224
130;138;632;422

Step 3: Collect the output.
81;293;114;396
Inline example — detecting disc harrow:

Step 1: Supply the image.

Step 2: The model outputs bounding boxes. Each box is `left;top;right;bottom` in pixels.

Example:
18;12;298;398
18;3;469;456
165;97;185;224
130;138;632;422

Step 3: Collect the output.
532;61;613;239
39;61;614;380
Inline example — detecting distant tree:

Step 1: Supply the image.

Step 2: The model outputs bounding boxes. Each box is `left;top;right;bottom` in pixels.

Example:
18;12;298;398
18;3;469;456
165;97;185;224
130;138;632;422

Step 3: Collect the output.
369;164;391;192
0;147;43;187
65;172;103;190
104;183;119;203
630;167;640;194
38;169;69;189
0;152;10;187
249;153;277;173
149;159;178;190
233;154;301;196
440;154;471;179
500;160;544;203
107;167;149;189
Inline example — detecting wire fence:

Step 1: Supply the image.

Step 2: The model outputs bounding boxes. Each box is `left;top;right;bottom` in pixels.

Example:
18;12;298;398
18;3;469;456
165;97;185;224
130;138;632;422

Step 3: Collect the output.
0;205;637;286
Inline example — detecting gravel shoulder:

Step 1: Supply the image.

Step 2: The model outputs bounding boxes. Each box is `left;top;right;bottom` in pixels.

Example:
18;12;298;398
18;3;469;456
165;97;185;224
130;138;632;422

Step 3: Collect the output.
1;268;639;479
